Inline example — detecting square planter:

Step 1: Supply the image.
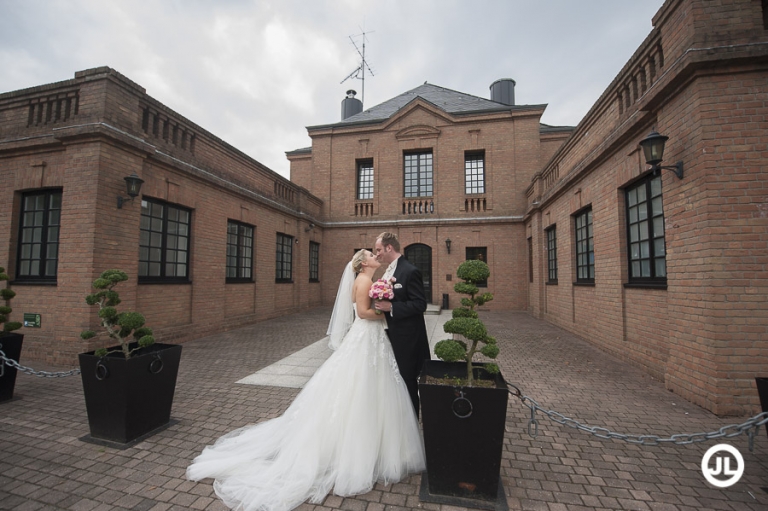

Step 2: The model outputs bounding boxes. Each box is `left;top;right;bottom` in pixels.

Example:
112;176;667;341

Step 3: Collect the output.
79;343;182;445
0;333;24;402
756;377;768;439
418;360;508;507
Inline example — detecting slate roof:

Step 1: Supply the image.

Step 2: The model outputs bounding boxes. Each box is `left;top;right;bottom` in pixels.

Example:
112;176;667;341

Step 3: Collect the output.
307;82;547;131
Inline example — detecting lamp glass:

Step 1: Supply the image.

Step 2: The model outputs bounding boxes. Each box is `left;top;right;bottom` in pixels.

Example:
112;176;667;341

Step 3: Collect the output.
124;173;145;198
639;131;668;166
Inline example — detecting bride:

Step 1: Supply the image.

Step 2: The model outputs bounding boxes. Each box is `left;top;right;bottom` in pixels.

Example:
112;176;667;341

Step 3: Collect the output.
187;249;426;511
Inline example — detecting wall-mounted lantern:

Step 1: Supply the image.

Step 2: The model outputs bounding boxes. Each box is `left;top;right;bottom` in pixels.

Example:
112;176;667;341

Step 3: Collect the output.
639;130;684;179
117;173;145;208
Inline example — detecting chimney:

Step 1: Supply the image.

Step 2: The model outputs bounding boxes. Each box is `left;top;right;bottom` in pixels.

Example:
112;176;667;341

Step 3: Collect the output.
490;79;515;106
341;90;363;120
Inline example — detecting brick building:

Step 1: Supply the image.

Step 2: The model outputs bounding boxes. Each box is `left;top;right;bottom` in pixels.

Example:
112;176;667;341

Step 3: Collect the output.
287;81;572;310
524;0;768;416
0;68;326;364
1;0;766;414
288;0;768;416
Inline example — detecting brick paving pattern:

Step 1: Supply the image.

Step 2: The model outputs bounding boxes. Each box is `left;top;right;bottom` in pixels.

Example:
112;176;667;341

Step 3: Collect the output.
1;309;767;510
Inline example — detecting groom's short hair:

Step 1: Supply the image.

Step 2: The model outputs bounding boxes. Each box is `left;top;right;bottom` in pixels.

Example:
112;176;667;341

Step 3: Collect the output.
377;232;400;252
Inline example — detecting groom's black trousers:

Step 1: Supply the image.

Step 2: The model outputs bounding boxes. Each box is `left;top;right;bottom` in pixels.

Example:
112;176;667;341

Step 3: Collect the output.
386;330;429;419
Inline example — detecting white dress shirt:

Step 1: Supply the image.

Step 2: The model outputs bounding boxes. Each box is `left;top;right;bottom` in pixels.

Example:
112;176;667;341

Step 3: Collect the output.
382;257;399;316
382;257;398;280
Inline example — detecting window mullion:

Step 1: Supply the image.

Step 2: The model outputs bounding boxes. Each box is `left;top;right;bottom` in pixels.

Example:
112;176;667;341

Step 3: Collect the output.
237;227;245;278
40;195;50;277
646;182;654;278
417;157;422;197
160;205;169;277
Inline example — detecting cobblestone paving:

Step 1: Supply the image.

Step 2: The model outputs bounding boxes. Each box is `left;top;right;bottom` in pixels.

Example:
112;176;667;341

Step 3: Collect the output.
1;309;766;511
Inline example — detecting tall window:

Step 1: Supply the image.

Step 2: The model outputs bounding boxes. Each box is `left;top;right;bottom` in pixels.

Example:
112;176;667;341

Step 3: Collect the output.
17;189;62;281
627;174;666;282
465;151;485;194
275;233;293;283
404;151;433;197
226;221;254;282
139;198;191;282
528;239;533;283
546;226;558;283
357;160;374;200
575;208;594;283
465;247;488;287
309;242;320;282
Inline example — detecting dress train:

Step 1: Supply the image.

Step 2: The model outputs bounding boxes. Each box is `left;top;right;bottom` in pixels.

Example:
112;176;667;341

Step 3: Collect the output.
187;313;425;511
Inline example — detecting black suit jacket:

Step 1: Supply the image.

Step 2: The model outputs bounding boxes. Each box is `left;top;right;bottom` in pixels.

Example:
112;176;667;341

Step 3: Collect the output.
384;257;431;383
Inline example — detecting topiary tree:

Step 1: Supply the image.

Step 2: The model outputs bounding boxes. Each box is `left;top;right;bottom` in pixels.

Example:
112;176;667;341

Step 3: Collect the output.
434;259;498;387
0;267;22;335
80;269;154;359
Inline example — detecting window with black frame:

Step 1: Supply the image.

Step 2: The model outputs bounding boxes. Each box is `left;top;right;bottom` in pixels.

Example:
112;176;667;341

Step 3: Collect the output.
626;174;666;284
574;208;594;283
275;233;293;283
528;239;533;283
465;151;485;194
546;226;558;284
139;198;191;282
226;220;254;282
16;189;62;282
465;247;488;287
357;160;374;200
404;151;433;197
309;241;320;282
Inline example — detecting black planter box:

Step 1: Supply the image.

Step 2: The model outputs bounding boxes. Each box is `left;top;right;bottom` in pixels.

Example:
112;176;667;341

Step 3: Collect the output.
419;360;508;505
79;343;182;445
0;333;24;402
756;377;768;439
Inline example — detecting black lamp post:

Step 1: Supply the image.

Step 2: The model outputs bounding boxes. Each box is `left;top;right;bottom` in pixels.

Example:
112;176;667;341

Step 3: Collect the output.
639;130;684;179
117;173;145;208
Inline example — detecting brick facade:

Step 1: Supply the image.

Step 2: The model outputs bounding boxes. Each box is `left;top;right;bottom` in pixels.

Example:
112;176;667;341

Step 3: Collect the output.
1;68;325;365
1;0;765;416
526;0;768;415
288;86;570;311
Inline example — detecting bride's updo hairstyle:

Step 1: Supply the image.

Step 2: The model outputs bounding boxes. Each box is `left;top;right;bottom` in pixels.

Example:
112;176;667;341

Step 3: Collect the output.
351;249;368;274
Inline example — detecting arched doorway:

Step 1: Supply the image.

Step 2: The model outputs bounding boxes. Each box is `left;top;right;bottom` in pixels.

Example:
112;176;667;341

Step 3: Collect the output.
404;243;432;303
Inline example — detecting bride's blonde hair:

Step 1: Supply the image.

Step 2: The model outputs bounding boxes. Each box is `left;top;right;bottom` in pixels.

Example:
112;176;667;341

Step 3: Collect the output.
351;249;369;274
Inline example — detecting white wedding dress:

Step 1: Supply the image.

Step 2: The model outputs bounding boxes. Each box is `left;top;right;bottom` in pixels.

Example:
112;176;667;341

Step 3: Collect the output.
187;304;425;511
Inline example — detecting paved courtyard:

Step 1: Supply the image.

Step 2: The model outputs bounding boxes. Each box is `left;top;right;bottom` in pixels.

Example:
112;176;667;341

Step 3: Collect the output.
1;308;767;511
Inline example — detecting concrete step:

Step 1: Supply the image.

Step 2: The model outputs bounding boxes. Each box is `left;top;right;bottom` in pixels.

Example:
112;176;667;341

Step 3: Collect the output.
425;304;442;315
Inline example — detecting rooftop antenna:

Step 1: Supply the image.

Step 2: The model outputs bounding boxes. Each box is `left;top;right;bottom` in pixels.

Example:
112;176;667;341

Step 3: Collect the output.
341;28;375;108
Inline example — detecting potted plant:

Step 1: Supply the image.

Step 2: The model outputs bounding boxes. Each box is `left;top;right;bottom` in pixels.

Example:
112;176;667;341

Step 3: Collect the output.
756;377;768;438
79;269;182;446
0;266;24;402
419;259;508;508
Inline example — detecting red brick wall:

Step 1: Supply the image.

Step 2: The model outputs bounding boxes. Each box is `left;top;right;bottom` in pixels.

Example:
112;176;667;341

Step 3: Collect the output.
294;98;552;311
0;68;325;365
526;0;768;415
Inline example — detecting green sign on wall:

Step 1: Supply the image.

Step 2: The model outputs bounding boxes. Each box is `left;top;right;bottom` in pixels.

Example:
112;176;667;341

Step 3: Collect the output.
23;313;41;328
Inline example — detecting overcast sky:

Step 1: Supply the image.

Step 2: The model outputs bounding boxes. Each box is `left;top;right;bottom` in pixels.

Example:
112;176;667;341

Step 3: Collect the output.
1;0;665;179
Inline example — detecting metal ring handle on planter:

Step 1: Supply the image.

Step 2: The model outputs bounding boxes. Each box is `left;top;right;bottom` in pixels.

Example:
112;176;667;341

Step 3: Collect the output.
148;354;163;374
452;391;473;419
95;359;109;380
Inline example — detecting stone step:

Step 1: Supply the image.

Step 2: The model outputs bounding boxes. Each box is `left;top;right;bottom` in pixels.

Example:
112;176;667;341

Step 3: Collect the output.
425;304;442;315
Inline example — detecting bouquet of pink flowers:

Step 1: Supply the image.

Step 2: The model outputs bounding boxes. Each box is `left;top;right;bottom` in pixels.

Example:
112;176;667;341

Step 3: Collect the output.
369;277;395;314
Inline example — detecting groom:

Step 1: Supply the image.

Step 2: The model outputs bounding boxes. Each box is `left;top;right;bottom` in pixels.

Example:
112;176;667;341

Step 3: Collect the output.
374;232;431;417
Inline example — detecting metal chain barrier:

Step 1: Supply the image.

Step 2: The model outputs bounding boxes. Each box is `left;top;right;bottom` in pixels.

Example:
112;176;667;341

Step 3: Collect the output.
3;342;767;452
0;346;81;378
506;382;768;453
